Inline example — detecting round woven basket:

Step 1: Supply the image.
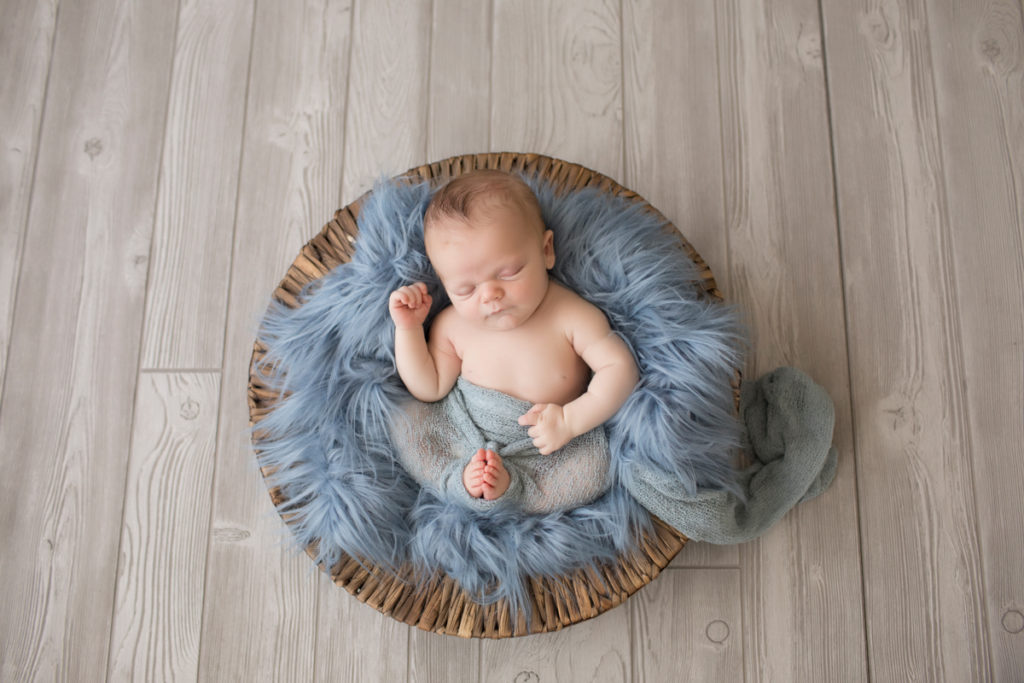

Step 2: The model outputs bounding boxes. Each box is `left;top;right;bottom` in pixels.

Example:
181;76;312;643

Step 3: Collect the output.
249;152;736;638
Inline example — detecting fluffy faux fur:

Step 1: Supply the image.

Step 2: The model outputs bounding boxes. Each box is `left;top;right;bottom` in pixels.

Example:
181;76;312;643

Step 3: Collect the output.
253;174;747;617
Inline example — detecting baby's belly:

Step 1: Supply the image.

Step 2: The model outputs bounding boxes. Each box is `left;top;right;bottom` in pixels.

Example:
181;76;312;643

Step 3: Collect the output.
460;349;590;406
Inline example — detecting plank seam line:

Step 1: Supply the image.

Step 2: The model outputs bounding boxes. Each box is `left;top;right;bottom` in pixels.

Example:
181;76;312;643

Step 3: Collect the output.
0;0;61;426
712;5;744;682
308;0;361;669
813;0;872;679
918;0;992;673
3;2;62;679
195;0;260;678
424;0;434;163
486;0;494;154
618;0;632;673
106;0;185;678
618;0;626;186
713;1;733;304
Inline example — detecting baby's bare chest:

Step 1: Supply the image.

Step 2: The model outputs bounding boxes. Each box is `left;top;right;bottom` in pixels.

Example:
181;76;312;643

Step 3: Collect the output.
458;327;590;406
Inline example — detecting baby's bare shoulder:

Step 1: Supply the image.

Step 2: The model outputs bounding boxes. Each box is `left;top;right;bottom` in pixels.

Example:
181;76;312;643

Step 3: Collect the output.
427;305;463;346
548;282;607;322
545;283;612;349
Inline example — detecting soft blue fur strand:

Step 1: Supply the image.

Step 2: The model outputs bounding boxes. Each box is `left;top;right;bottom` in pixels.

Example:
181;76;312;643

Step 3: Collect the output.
253;174;747;617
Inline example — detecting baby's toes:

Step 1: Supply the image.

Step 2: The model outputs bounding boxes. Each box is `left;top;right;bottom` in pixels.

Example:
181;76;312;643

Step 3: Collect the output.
463;460;486;497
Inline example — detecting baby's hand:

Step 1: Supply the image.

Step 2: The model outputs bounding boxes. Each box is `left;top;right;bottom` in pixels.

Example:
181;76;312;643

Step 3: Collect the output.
518;404;574;455
389;282;432;329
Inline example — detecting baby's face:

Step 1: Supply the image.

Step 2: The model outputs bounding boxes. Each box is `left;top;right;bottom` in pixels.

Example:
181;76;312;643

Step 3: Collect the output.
426;204;554;332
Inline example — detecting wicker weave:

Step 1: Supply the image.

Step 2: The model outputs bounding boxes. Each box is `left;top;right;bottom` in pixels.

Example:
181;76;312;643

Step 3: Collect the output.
248;152;736;638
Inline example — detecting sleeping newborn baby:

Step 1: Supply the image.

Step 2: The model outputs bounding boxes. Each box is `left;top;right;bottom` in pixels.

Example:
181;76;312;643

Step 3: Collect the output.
388;169;639;512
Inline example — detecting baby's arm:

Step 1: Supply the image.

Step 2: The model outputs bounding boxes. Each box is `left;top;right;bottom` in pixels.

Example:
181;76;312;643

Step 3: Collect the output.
519;299;639;454
389;283;461;402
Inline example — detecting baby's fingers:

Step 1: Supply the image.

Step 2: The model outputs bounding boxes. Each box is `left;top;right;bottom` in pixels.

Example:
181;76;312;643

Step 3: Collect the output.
402;285;423;308
530;433;554;455
518;404;545;426
397;285;429;310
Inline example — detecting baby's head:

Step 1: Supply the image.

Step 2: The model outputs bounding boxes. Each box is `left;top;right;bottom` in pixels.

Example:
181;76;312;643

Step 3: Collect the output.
423;170;555;331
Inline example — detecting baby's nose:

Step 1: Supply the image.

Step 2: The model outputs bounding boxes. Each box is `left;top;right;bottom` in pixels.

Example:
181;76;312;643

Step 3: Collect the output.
480;282;504;302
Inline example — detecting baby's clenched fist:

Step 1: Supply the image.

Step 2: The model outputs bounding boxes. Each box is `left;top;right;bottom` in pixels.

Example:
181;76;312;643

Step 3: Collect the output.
388;282;432;329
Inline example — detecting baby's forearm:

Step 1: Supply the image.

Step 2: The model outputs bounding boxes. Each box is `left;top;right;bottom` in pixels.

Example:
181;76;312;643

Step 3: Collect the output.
395;326;448;402
562;354;639;437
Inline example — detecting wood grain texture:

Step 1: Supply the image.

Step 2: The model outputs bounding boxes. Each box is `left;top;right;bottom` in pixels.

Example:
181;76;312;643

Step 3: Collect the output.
491;0;623;178
622;0;739;571
428;0;491;160
314;580;411;682
140;0;255;369
0;0;178;679
107;372;219;682
341;0;431;205
0;0;57;392
198;0;352;680
715;0;867;680
922;0;1024;678
622;0;730;290
409;628;480;683
480;604;632;682
821;0;991;679
631;568;742;682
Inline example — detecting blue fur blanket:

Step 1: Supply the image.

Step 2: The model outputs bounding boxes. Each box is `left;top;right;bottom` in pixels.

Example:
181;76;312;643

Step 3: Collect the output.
253;176;748;614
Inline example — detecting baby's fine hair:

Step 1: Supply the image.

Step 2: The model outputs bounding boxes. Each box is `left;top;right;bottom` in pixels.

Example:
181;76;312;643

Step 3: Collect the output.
423;169;544;234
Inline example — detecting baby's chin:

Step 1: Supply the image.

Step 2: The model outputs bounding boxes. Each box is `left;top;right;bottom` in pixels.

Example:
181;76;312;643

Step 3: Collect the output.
481;309;522;331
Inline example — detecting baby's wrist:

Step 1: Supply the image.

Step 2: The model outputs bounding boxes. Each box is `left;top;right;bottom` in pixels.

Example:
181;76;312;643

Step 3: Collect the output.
558;404;584;439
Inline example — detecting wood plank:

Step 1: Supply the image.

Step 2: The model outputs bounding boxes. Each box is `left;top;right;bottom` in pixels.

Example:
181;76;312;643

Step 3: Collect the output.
0;0;178;678
491;0;623;178
0;0;57;392
820;0;992;679
622;0;730;288
926;2;1024;677
631;568;742;681
140;0;255;369
409;628;479;683
340;0;431;204
622;0;739;571
714;0;867;680
197;0;352;680
480;604;632;682
428;0;491;160
107;372;219;681
315;581;411;681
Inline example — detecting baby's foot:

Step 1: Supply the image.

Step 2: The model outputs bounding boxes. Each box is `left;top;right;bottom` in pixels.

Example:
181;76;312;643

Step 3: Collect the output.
481;450;511;500
462;449;511;500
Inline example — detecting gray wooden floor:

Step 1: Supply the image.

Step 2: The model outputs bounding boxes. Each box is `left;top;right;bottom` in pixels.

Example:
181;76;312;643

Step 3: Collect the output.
2;0;1022;680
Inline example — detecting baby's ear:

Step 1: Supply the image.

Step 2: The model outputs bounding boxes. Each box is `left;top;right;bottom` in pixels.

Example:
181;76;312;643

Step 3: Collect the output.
543;229;556;269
